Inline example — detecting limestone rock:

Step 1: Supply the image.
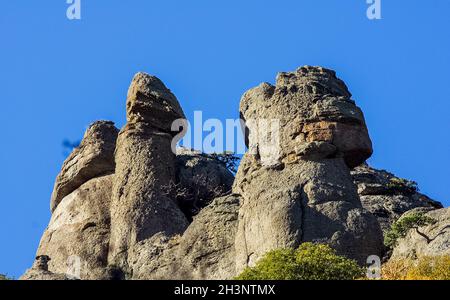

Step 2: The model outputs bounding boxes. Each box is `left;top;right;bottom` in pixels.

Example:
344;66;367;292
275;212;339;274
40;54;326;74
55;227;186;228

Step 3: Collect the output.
108;73;189;273
390;208;450;259
50;121;118;212
36;175;113;280
351;164;443;231
234;66;383;270
175;147;235;218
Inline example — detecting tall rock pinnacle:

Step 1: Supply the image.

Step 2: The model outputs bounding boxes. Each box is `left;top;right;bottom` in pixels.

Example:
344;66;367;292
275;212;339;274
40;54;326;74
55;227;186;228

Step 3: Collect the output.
233;66;383;270
108;73;189;274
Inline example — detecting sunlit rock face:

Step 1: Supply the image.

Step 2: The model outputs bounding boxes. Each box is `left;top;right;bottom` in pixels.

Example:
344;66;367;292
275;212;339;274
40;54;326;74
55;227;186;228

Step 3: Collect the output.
234;66;382;271
50;121;118;213
108;73;189;274
23;67;447;280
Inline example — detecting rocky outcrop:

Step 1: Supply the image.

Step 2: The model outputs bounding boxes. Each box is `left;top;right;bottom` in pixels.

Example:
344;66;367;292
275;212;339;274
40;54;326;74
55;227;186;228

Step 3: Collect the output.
108;73;189;274
239;66;373;169
390;208;450;260
130;195;240;280
20;256;74;280
50;121;118;212
175;148;235;218
234;66;383;269
351;164;443;232
36;175;113;280
23;66;446;280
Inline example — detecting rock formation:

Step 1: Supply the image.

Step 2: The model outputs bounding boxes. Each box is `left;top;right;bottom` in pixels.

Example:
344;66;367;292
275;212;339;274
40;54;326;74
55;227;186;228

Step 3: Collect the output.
37;175;113;279
175;148;235;219
50;121;118;212
233;66;383;268
21;255;74;280
352;164;443;231
108;73;190;274
23;66;448;280
129;194;240;280
390;207;450;260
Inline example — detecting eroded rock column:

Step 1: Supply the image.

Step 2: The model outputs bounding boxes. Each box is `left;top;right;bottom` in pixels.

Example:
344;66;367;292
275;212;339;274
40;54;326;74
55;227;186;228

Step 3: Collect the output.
108;73;189;273
234;66;383;271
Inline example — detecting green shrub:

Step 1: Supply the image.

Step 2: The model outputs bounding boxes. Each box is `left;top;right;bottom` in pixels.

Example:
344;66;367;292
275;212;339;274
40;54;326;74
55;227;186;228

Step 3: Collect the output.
384;213;437;249
235;243;364;280
386;178;419;195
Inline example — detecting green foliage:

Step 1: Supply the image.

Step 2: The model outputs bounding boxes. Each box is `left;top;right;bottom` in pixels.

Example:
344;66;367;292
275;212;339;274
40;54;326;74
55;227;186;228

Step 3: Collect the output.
235;243;364;280
210;151;241;173
384;213;437;248
386;177;419;195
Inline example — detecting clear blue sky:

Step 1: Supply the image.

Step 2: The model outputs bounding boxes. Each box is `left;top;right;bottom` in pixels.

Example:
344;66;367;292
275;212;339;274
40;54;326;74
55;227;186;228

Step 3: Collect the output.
1;1;449;278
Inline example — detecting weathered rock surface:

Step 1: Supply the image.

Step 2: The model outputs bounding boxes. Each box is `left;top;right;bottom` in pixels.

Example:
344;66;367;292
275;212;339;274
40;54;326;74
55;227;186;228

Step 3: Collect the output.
130;195;240;280
390;208;450;259
126;72;185;132
239;66;372;169
23;67;446;281
108;73;189;273
36;175;113;279
234;66;383;270
175;147;235;218
20;255;75;280
20;269;73;280
352;164;443;232
50;121;118;212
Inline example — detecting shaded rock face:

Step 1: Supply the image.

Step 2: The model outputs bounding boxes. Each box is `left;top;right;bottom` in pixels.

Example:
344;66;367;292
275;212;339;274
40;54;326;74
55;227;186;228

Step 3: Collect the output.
390;208;450;260
175;148;235;219
50;121;118;212
108;73;189;273
234;66;383;269
130;195;240;280
351;164;443;232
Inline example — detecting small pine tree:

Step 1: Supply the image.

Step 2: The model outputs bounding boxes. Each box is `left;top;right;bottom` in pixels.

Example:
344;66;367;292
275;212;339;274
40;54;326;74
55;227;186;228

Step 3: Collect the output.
210;152;241;174
384;213;437;249
386;177;419;195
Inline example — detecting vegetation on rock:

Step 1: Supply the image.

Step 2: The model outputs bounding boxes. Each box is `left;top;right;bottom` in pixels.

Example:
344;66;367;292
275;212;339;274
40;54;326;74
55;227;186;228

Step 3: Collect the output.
384;212;437;248
235;243;364;280
386;177;419;195
210;151;241;174
382;256;450;280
